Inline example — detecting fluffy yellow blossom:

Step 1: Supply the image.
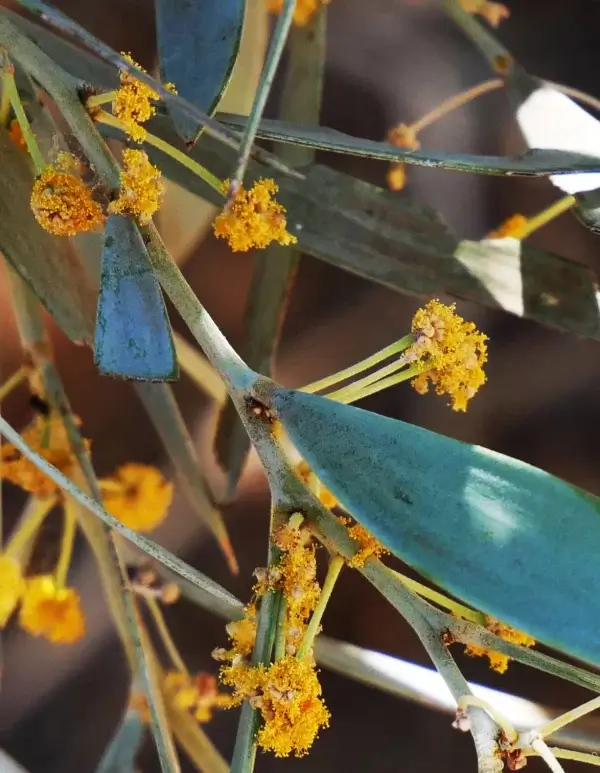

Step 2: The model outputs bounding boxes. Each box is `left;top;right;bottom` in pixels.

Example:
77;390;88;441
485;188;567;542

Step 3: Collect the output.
225;610;257;657
113;53;159;142
338;516;390;568
0;556;25;627
386;123;420;192
267;0;331;26
405;300;488;411
464;617;536;674
222;656;329;757
101;463;173;532
108;149;164;224
20;575;85;644
459;0;510;26
213;178;297;252
279;542;321;632
487;213;528;239
164;671;229;723
30;157;105;236
0;413;88;497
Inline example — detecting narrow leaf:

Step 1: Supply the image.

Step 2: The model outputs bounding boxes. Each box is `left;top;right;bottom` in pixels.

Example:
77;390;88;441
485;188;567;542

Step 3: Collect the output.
269;385;600;669
95;215;178;381
0;125;96;343
217;112;600;177
96;705;144;773
155;0;246;142
214;7;325;499
134;382;237;573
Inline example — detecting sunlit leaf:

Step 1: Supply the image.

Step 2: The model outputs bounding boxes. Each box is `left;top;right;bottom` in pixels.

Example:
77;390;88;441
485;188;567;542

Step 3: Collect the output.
155;0;246;142
270;385;600;669
95;215;178;381
0;125;96;343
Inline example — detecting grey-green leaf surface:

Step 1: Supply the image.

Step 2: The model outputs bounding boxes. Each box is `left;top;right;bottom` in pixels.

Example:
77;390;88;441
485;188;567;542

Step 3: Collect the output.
129;122;600;343
96;707;144;773
217;112;600;177
270;386;600;668
155;0;246;142
0;125;96;343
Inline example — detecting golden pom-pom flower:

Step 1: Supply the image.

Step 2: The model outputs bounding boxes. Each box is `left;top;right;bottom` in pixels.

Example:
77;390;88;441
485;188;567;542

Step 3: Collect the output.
30;158;105;237
19;575;85;644
213;178;297;252
108;149;165;224
101;463;173;532
113;53;159;142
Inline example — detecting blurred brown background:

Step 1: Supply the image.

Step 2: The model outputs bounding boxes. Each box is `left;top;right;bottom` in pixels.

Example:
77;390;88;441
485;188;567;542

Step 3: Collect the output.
1;0;600;770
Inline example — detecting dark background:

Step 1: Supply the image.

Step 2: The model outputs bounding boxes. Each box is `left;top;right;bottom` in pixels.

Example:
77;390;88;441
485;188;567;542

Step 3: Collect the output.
1;0;600;770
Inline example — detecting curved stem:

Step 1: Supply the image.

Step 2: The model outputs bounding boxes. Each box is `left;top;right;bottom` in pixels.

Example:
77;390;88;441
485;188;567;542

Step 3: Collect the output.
5;495;56;558
146;595;189;676
54;498;76;588
410;79;504;134
0;366;29;402
536;695;600;740
2;60;45;172
297;554;344;659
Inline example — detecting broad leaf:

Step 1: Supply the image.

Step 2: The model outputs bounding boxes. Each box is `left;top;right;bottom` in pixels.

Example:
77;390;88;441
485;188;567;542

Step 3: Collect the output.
95;216;178;380
0;125;96;343
270;386;600;668
155;0;246;142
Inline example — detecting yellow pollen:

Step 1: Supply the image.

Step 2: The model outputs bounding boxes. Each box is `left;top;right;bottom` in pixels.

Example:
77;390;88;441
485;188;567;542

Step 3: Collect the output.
113;53;159;142
19;575;85;644
108;149;165;225
101;463;173;532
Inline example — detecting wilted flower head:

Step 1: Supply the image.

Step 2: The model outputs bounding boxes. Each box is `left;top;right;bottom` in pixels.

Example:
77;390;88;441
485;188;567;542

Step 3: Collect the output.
1;413;89;497
213;178;297;252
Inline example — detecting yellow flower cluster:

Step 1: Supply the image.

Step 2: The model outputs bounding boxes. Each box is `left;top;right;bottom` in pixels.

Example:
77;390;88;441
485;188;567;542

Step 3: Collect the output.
113;53;159;142
216;519;328;756
459;0;510;27
0;556;85;645
406;300;488;412
0;413;89;497
108;148;165;225
213;178;297;252
164;671;229;723
267;0;331;26
30;155;105;237
386;123;420;192
220;656;329;758
464;617;536;674
19;575;85;644
101;462;173;532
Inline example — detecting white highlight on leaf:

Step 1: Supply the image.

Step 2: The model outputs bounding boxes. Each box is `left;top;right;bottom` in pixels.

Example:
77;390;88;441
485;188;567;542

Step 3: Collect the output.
454;238;524;317
517;87;600;194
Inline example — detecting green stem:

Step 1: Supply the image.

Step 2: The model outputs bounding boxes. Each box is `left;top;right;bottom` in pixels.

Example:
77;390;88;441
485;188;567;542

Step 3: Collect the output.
274;595;288;661
526;748;600;767
0;75;9;125
0;365;29;401
85;90;116;108
330;364;423;404
442;0;513;72
536;695;600;740
297;554;344;659
301;334;415;394
390;569;486;625
146;595;189;676
2;62;45;172
95;110;224;194
54;497;76;588
5;495;56;558
230;0;297;193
